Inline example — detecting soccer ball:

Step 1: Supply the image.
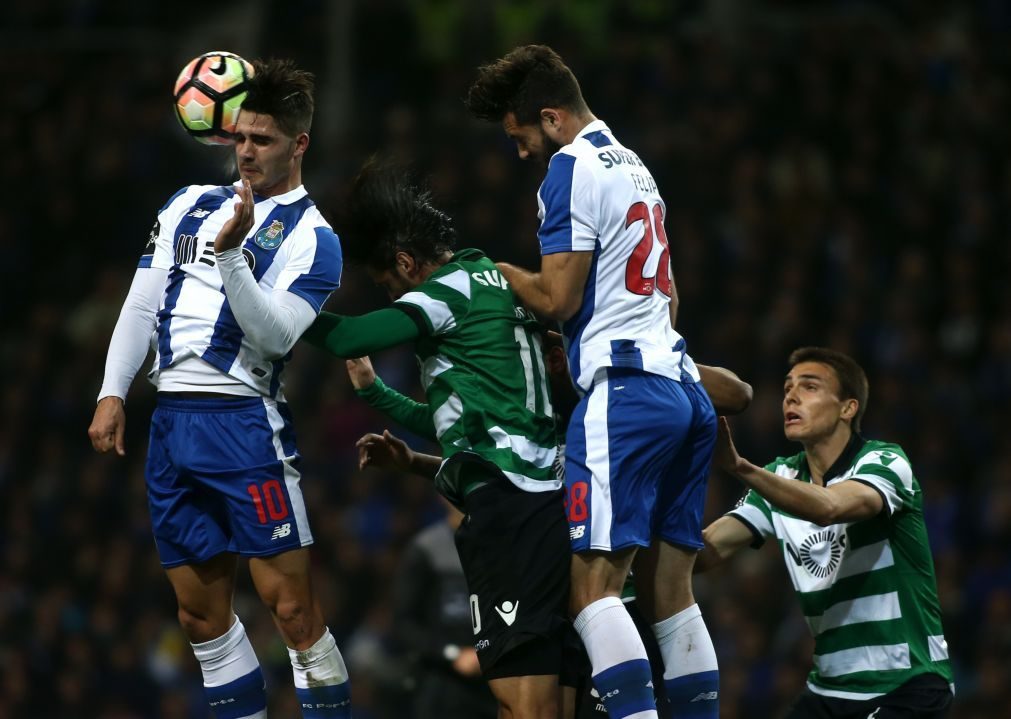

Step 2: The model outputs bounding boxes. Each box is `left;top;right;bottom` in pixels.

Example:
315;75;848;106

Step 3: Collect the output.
173;51;254;145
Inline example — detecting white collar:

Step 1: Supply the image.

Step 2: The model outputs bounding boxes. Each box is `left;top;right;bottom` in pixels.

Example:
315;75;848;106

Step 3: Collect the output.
233;182;308;205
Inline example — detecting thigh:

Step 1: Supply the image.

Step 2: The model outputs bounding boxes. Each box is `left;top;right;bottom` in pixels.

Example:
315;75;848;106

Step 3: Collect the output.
455;466;570;679
564;370;692;554
654;381;717;550
164;552;239;639
169;396;313;560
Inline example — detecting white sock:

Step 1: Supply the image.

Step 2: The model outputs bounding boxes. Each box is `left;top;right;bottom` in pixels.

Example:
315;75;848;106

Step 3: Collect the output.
289;628;352;717
652;604;719;716
574;596;657;719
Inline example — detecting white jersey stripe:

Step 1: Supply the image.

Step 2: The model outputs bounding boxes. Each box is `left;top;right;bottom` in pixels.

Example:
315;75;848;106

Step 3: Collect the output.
814;643;911;678
263;398;312;546
809;592;902;635
928;635;949;661
836;539;895;580
398;291;456;335
585;381;613;549
432;392;464;438
487;426;557;469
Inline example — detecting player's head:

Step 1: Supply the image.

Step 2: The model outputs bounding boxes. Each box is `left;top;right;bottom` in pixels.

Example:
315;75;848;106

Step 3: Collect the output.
342;158;456;300
234;58;315;195
465;44;590;167
783;347;869;442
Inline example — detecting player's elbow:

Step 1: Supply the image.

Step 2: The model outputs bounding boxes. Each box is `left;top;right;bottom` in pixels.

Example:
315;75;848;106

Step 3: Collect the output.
723;379;753;414
545;294;582;322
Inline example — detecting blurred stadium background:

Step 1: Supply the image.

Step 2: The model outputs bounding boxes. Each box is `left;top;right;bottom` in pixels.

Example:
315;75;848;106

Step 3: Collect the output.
3;1;1010;717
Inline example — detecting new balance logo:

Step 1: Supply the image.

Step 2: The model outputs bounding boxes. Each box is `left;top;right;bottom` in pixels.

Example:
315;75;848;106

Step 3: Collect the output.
691;691;719;702
271;523;291;540
570;525;585;540
495;601;519;626
187;208;211;218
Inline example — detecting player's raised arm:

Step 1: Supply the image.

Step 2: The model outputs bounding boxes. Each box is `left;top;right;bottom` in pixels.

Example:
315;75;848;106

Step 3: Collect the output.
696;515;756;572
344;356;437;441
716;417;883;526
697;365;753;415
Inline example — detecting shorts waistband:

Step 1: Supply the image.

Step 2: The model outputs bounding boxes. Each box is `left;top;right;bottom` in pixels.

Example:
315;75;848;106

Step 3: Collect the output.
156;392;266;413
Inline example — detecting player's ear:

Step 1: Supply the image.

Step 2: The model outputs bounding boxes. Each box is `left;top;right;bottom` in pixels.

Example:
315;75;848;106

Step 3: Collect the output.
540;108;561;129
293;132;309;158
394;250;415;275
841;398;858;423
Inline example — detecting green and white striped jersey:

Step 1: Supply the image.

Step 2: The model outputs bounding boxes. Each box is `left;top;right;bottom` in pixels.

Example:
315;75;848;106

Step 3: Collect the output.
392;248;559;505
729;436;953;700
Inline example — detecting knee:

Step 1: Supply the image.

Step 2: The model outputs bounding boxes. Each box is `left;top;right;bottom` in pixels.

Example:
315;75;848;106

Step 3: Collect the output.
177;606;232;643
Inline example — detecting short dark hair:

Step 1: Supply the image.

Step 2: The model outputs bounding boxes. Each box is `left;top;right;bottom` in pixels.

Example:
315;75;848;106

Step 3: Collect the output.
465;44;589;125
788;347;870;432
341;158;456;270
241;58;315;137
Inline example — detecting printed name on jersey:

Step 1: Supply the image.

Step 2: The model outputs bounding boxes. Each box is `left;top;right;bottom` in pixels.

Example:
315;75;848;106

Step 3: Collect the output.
470;268;509;289
254;219;285;250
597;148;645;169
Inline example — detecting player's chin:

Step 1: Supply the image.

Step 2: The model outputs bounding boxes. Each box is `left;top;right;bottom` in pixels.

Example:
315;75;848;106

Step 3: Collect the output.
783;423;806;441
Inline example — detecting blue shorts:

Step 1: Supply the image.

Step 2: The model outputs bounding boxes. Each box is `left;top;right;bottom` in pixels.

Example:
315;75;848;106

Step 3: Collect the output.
564;368;717;553
146;395;313;567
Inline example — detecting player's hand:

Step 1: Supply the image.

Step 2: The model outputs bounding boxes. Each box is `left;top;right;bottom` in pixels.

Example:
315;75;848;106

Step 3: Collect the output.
345;357;376;390
452;646;482;678
356;429;413;471
215;179;255;254
714;416;745;475
88;396;126;456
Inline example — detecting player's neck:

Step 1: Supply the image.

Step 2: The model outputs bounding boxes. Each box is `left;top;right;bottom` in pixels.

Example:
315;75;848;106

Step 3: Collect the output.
560;112;598;145
803;425;853;485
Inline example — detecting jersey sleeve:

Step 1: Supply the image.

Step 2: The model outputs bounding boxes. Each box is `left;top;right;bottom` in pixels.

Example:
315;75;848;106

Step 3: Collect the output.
849;445;917;516
727;487;775;548
274;226;343;313
356;377;437;441
141;186;191;270
537;153;599;255
394;268;472;336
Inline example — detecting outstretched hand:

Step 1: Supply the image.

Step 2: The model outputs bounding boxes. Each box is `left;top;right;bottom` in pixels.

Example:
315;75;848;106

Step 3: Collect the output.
215;179;255;254
713;416;745;475
356;429;413;471
345;357;376;390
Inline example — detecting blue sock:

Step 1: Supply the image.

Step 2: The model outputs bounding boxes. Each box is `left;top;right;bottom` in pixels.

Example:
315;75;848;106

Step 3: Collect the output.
664;670;719;718
205;668;268;719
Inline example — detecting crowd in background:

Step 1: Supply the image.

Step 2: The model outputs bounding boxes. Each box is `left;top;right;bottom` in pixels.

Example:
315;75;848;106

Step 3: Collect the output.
2;1;1010;717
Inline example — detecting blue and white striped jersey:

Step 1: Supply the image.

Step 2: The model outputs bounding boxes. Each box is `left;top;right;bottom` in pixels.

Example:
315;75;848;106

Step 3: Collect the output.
141;182;341;399
537;120;699;395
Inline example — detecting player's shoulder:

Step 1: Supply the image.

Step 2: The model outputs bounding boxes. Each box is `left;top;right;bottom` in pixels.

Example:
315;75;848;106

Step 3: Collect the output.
852;439;913;476
424;248;488;299
158;183;223;215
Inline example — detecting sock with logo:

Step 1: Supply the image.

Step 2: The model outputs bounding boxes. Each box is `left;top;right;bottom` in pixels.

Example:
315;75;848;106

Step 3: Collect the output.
574;596;658;719
289;627;353;718
652;604;719;718
191;615;267;719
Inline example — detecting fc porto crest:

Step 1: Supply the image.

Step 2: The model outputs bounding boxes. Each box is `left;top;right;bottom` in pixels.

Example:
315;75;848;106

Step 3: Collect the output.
254;219;285;250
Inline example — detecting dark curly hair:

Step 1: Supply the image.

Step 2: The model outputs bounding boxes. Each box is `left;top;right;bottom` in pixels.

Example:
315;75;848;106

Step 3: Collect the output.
465;44;588;125
340;158;456;270
242;58;315;137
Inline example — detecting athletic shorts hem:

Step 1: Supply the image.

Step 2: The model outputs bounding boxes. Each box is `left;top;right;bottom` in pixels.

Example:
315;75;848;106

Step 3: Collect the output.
158;540;313;568
576;538;651;554
655;533;704;551
481;634;564;680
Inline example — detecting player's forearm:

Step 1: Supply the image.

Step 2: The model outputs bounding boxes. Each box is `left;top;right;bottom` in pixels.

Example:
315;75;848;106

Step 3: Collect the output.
216;248;316;359
408;451;441;479
732;461;838;525
302;308;420;358
697;364;753;415
98;267;166;401
356;378;438;442
496;263;557;317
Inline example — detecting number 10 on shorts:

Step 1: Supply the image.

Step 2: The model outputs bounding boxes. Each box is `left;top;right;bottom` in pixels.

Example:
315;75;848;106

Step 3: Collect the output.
247;480;289;524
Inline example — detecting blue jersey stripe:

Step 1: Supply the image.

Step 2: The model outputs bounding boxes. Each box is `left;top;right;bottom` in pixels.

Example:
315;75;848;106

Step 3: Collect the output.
538;153;577;254
583;130;613;148
157;186;235;368
158;186;190;214
563;240;601;394
137;255;153;269
609;339;644;370
202;196;314;373
285;226;343;311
